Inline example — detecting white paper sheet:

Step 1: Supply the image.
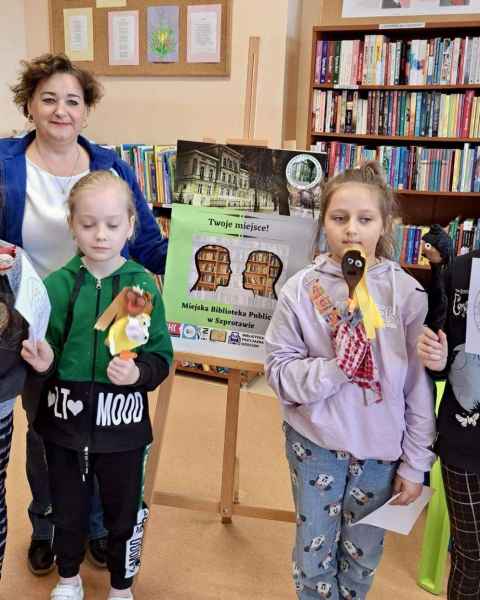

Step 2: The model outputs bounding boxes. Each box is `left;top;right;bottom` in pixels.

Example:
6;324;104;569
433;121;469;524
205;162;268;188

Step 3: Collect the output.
466;258;480;354
108;11;139;66
352;486;433;535
63;8;94;61
15;253;51;342
187;4;221;63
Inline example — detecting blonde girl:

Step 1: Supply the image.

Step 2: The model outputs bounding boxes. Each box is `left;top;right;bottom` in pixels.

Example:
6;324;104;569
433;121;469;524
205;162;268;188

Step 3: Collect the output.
265;161;435;599
22;171;173;600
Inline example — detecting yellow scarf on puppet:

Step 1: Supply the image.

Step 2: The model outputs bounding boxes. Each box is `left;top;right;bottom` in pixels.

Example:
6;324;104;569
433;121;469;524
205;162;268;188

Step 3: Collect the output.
341;247;384;339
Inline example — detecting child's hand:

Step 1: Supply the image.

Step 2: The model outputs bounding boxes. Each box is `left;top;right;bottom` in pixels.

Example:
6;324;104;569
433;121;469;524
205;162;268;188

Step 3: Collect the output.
107;357;140;386
417;326;448;371
21;340;54;373
390;474;423;506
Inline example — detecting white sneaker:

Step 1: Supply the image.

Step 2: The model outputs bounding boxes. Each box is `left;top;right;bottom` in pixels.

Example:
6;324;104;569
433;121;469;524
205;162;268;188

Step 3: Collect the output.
108;593;133;600
50;577;84;600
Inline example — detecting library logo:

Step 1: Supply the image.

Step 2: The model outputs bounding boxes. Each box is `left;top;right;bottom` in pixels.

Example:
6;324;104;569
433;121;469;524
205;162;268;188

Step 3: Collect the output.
286;154;323;191
228;331;241;344
181;324;198;339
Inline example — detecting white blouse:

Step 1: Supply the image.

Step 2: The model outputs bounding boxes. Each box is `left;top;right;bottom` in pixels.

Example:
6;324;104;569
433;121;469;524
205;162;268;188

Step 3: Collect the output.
23;159;89;279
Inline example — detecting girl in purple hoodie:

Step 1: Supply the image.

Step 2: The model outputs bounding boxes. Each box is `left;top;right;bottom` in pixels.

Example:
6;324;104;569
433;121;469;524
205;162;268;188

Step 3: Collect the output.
265;162;435;600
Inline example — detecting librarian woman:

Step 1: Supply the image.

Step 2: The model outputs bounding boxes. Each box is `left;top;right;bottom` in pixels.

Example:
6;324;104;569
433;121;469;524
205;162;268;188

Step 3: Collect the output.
0;52;167;576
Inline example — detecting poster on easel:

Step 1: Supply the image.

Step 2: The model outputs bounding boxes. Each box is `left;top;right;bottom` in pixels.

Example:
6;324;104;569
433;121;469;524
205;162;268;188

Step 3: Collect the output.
162;140;327;361
163;205;315;361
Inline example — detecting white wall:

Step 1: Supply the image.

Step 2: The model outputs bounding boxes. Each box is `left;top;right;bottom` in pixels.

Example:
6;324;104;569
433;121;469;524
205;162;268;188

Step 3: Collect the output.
0;1;28;135
18;0;293;148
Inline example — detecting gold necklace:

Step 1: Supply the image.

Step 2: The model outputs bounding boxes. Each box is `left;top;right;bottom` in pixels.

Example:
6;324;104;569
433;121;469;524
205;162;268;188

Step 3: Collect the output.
33;140;81;198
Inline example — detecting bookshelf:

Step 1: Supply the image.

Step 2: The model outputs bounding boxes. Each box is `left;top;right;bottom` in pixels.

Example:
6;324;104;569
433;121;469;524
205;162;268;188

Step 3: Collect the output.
194;245;231;291
307;22;480;270
243;251;282;299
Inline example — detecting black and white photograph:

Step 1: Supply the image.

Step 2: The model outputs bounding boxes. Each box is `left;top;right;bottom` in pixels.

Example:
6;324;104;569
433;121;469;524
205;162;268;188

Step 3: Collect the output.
174;139;327;218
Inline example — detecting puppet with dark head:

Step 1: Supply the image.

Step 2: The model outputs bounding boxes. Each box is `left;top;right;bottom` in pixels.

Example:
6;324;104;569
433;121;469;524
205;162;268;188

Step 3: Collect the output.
421;224;452;332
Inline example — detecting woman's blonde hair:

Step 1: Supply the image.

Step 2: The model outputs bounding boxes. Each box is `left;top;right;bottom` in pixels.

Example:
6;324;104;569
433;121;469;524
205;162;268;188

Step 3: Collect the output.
68;171;137;231
313;160;399;259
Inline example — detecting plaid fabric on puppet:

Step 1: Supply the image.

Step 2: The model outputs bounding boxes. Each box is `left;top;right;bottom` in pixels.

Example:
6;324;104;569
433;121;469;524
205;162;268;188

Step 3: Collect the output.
308;279;382;403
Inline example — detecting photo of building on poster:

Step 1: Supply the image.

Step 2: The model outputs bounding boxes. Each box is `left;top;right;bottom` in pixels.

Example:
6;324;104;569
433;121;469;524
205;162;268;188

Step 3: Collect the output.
163;205;315;361
174;140;327;219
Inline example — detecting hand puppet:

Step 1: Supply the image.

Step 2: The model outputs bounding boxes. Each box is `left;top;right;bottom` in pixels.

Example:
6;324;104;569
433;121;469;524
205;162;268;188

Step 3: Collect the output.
95;286;153;360
341;247;384;339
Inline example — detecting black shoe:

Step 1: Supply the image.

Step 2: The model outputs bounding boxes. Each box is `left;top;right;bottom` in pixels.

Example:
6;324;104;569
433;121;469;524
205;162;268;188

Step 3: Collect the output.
27;539;55;576
86;536;107;569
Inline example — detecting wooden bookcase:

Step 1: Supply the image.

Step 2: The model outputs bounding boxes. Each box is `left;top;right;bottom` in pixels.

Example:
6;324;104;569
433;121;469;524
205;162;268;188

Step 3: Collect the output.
307;22;480;271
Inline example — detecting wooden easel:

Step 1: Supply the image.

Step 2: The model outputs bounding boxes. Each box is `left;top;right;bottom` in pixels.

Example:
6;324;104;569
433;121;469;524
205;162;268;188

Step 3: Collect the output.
143;351;294;524
143;35;295;526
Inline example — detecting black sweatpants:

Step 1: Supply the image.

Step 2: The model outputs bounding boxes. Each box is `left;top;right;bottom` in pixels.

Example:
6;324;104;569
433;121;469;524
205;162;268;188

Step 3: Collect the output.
45;442;150;590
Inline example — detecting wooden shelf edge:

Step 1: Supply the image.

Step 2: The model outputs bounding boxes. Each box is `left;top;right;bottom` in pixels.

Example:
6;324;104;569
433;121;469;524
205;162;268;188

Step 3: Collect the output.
312;22;480;33
311;132;480;143
396;190;480;197
313;83;480;91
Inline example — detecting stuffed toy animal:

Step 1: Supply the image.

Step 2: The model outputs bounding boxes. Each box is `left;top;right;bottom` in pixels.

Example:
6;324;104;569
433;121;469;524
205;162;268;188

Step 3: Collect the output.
95;285;153;360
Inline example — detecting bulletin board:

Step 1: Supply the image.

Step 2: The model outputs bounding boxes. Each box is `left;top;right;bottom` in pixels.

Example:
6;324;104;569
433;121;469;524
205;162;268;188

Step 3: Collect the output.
49;0;231;76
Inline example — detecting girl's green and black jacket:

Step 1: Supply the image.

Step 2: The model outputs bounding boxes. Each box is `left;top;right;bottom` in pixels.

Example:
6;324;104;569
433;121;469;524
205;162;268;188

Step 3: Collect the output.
34;256;173;458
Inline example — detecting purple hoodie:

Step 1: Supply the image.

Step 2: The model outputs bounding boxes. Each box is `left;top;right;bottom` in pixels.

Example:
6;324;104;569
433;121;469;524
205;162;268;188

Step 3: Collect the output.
264;254;436;483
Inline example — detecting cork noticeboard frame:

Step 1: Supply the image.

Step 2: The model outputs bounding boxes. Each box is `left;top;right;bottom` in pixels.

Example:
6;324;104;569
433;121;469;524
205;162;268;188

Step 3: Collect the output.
49;0;231;76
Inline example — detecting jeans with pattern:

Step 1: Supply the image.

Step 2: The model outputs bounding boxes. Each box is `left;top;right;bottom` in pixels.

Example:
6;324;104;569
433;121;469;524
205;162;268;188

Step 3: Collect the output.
284;422;398;600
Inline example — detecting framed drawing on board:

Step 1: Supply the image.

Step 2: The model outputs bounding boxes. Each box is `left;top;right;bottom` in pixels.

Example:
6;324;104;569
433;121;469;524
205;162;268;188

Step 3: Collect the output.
49;0;232;76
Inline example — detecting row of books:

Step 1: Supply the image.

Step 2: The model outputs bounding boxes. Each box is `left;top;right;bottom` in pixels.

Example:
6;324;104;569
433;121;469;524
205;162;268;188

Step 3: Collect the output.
395;218;480;265
314;35;480;86
311;141;480;193
109;144;176;206
394;224;430;265
312;89;480;139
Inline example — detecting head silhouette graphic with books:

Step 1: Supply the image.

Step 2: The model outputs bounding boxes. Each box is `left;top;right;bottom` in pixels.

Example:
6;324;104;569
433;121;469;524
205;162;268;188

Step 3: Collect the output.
190;245;232;292
242;251;283;300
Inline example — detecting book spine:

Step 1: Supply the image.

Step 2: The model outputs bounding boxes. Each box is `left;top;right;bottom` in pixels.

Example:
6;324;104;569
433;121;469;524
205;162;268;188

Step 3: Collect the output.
333;40;341;84
315;40;322;84
319;40;328;83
